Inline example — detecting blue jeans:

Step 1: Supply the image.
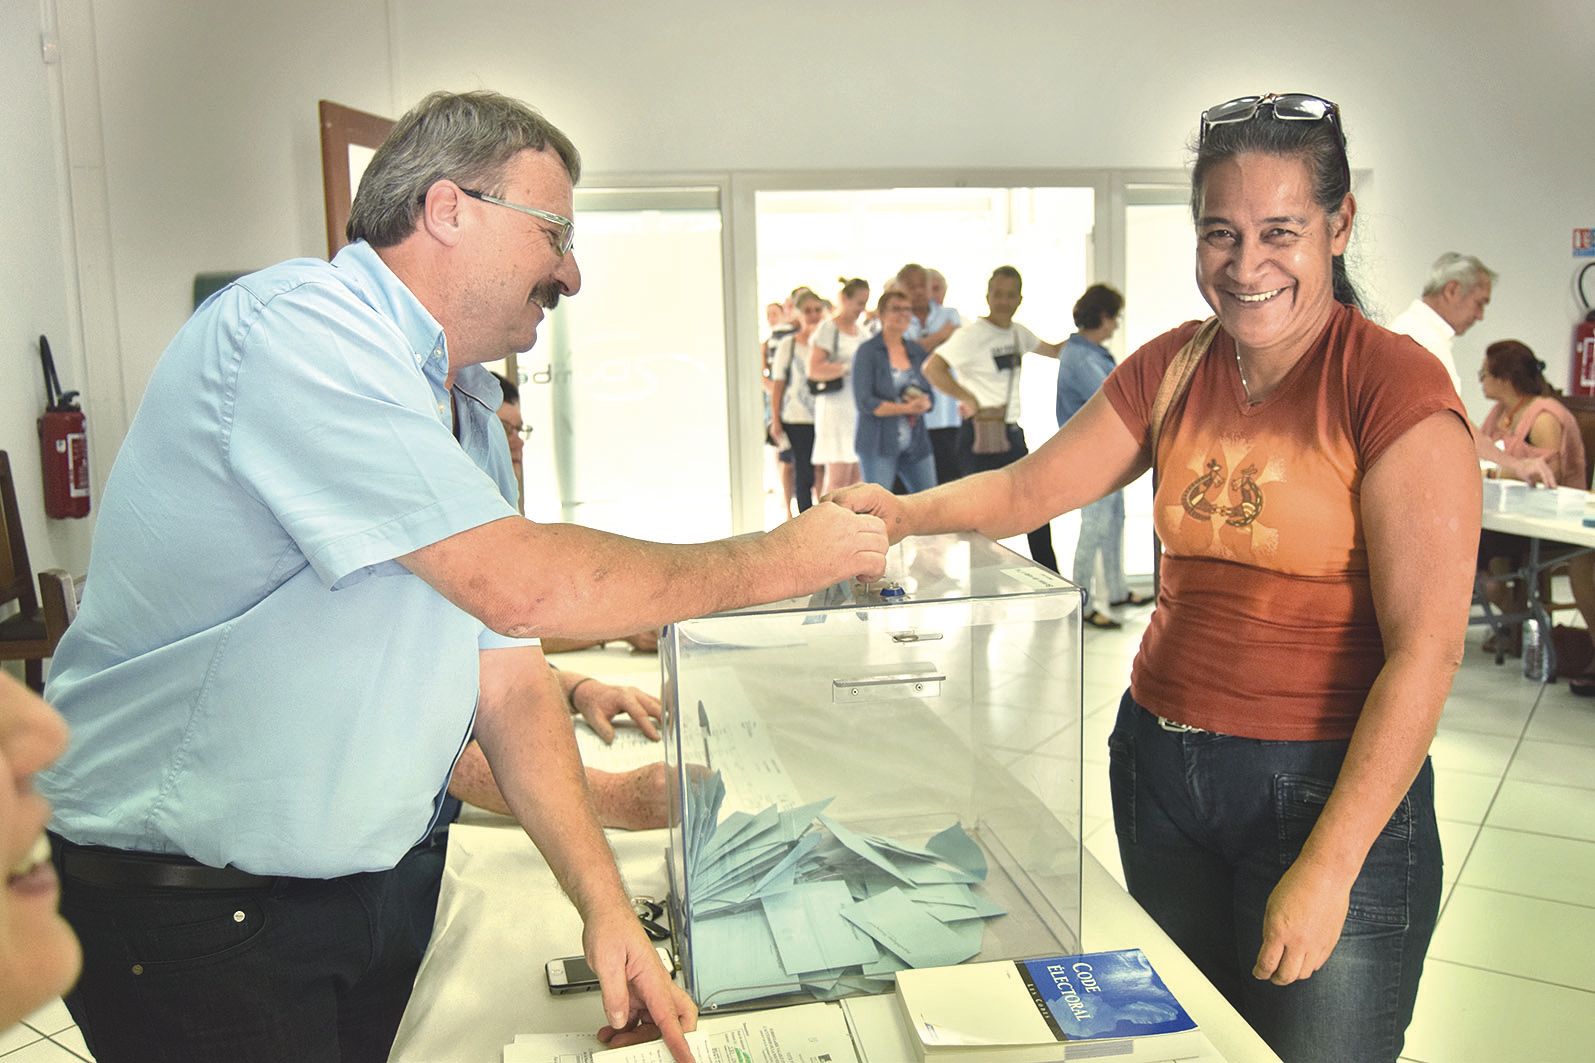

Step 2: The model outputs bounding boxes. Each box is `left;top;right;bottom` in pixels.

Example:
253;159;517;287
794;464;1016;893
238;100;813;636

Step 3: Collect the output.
1073;490;1127;606
55;838;446;1063
1107;693;1441;1063
859;447;937;494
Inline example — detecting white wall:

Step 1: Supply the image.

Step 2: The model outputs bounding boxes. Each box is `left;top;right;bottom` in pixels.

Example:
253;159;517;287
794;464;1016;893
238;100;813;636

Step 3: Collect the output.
1;0;95;580
14;0;1595;486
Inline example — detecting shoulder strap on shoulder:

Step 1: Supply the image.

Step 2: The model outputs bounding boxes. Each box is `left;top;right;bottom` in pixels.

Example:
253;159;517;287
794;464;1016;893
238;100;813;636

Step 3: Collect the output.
1149;317;1222;460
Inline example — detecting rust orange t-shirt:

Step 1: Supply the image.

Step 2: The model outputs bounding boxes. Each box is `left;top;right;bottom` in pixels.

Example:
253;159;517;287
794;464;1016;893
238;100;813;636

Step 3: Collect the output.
1102;302;1467;740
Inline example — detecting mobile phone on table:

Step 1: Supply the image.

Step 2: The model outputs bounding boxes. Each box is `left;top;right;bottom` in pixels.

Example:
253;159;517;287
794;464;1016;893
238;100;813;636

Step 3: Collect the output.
545;946;675;995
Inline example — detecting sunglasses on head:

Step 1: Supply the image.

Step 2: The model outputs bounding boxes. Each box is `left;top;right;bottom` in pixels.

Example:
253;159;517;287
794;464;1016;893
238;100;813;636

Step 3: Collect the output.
1199;93;1350;185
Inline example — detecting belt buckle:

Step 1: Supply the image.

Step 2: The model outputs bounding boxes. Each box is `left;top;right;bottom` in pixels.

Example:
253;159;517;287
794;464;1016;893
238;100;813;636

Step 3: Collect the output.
1157;716;1206;734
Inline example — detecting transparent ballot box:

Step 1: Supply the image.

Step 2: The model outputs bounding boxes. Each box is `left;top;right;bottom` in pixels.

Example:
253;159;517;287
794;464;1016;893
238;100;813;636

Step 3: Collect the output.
661;533;1085;1010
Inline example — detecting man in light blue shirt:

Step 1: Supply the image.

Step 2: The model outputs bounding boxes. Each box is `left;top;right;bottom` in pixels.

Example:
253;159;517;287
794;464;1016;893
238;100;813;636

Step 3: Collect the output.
898;263;964;485
40;90;886;1063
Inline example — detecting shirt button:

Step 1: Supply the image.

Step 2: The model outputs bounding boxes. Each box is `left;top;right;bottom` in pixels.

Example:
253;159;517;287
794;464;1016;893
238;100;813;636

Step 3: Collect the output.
233;910;246;923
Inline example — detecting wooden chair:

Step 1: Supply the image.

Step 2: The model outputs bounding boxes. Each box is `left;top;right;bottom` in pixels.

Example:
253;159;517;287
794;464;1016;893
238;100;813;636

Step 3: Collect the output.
0;451;54;690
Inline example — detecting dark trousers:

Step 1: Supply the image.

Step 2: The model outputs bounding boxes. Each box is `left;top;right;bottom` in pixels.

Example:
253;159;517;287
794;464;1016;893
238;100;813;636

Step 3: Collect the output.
784;422;817;512
954;422;1057;571
1108;694;1441;1063
54;836;447;1063
928;426;963;487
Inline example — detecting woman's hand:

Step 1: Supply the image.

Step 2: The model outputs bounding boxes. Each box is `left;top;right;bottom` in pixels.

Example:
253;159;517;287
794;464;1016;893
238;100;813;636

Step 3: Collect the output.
1253;855;1353;984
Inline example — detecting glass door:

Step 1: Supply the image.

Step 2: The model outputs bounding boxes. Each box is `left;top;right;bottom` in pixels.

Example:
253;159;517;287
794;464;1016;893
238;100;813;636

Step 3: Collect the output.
1121;187;1212;578
514;186;732;543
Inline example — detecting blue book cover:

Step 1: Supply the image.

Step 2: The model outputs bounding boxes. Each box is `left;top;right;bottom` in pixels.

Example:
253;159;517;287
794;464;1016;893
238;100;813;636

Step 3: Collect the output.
897;947;1197;1053
1014;950;1195;1041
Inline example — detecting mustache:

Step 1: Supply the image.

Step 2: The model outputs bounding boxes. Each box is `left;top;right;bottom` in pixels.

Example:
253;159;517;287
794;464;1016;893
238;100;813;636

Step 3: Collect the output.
531;283;562;310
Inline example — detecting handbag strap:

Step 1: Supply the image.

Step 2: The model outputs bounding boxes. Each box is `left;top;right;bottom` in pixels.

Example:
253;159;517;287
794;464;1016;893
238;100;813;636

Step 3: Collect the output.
1148;317;1221;462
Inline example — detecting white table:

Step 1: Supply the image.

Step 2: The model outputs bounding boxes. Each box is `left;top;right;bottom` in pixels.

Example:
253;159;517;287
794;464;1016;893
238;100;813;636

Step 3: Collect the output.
1481;502;1595;678
389;647;1280;1063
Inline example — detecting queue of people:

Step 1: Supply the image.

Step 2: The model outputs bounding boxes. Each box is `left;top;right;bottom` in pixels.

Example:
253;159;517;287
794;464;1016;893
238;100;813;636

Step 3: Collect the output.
5;85;1535;1063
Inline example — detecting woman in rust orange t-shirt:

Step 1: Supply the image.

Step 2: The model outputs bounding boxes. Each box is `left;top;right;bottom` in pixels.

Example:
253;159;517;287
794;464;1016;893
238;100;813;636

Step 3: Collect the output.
833;96;1478;1063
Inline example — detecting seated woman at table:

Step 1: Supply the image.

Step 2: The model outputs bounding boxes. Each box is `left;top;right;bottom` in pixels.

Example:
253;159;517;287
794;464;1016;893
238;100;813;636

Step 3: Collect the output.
833;92;1476;1062
1476;340;1588;654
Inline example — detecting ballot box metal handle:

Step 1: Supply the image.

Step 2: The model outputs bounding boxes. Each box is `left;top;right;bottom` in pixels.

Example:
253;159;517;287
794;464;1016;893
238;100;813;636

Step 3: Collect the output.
831;671;946;703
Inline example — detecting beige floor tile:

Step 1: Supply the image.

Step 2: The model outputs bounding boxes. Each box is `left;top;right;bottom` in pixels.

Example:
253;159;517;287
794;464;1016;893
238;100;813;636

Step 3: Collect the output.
1403;958;1595;1063
19;1001;71;1038
1435;690;1534;739
47;1026;92;1061
1427;728;1520;778
0;1025;45;1055
1486;777;1595;842
1507;739;1595;790
1436;819;1479;886
1432;767;1499;825
1524;694;1595;748
1455;827;1595;908
1429;885;1595;991
0;1038;81;1061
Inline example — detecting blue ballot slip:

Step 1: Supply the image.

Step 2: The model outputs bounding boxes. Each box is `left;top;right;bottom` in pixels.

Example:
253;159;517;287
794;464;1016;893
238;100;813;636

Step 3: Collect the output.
895;948;1197;1057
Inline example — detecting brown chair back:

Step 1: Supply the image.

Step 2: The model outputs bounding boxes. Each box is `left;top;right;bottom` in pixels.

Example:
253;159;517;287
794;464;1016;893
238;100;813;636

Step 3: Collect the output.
1556;395;1595;489
0;451;40;620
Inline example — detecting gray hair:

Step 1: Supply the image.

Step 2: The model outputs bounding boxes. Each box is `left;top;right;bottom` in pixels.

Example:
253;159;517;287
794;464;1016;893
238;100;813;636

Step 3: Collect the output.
346;90;581;248
1422;252;1496;297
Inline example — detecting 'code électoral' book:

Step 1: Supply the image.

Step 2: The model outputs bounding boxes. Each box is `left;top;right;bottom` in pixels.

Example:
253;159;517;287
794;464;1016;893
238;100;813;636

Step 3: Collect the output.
894;948;1202;1061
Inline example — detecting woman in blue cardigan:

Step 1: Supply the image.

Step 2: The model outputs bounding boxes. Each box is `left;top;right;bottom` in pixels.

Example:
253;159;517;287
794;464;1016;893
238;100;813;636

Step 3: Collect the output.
852;289;938;493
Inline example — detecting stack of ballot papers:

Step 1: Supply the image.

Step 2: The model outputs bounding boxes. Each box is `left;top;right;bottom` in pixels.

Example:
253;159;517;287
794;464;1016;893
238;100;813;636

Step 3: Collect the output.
682;772;1006;1006
503;1000;859;1063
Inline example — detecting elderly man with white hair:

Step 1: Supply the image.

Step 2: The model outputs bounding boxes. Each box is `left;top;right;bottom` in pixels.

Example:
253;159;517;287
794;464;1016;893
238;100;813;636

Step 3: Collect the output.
1390;253;1557;485
1389;252;1496;397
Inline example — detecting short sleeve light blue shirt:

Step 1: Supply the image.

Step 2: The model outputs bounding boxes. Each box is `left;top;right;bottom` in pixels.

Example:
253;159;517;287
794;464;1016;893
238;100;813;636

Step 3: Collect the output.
907;301;965;429
40;241;529;877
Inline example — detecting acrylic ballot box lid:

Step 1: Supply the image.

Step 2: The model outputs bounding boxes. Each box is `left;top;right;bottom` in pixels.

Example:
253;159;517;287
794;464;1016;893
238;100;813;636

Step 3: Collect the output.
661;533;1086;1011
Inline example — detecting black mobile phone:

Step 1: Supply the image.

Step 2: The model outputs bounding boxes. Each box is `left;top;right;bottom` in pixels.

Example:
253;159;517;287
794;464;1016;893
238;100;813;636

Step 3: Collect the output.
545;946;675;995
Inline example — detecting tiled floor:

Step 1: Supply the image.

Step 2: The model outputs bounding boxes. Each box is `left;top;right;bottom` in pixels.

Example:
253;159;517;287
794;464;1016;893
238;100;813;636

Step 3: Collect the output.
6;605;1593;1061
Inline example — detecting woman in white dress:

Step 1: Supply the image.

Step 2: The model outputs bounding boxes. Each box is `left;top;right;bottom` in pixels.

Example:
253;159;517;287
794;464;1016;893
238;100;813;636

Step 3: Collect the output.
809;277;871;490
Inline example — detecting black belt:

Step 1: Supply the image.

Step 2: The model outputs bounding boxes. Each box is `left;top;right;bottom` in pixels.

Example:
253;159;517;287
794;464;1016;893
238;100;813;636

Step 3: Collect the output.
53;837;276;892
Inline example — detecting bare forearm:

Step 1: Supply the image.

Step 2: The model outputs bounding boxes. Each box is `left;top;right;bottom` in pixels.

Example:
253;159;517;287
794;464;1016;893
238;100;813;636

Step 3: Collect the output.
448;741;511;815
476;665;630;918
449;742;661;831
413;520;793;641
1298;646;1456;876
923;360;976;408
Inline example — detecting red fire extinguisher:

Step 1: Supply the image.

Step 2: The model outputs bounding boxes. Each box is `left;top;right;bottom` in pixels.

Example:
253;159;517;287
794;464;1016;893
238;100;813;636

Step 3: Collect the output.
1572;263;1595;397
37;334;91;519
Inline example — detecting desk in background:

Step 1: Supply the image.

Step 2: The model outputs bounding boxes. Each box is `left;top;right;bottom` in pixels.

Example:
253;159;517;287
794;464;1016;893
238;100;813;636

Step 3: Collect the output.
1480;487;1595;679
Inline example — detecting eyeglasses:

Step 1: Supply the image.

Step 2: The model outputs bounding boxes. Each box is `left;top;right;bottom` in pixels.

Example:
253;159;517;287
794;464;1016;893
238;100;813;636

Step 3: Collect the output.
498;418;533;439
1199;93;1349;185
458;187;576;256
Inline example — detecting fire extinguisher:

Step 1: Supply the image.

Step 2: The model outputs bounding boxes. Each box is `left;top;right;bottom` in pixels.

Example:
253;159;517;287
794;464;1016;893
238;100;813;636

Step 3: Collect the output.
36;334;91;519
1572;263;1595;397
